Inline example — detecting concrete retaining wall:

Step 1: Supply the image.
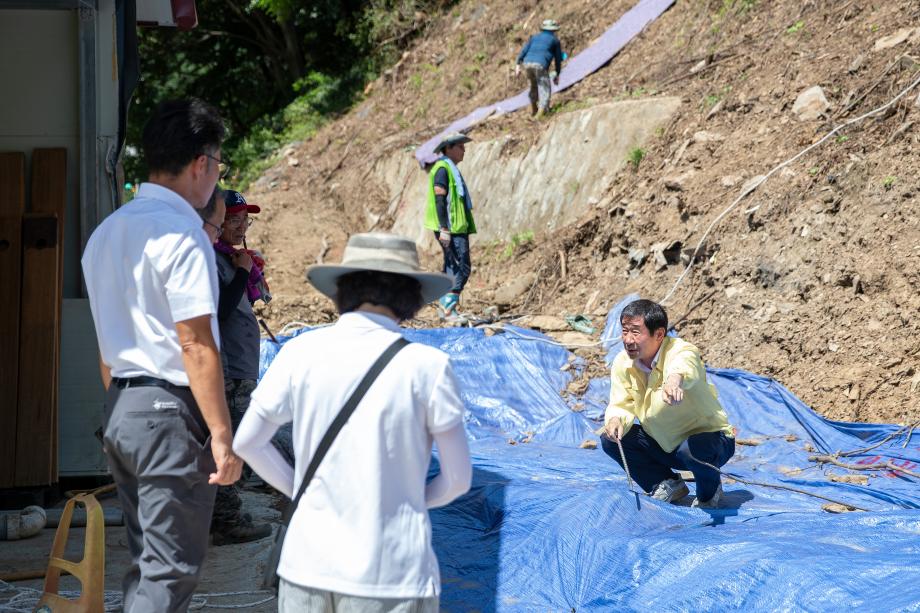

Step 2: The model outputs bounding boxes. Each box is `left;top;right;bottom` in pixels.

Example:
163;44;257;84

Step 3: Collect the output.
385;97;681;247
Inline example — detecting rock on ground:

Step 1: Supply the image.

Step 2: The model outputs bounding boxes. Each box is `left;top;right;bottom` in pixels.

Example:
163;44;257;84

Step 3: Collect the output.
792;86;830;121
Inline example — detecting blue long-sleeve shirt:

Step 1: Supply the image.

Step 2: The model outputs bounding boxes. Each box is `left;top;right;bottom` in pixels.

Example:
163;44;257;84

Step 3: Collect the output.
516;30;563;74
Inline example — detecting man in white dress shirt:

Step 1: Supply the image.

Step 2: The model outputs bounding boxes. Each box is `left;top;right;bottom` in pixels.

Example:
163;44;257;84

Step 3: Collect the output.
81;99;242;612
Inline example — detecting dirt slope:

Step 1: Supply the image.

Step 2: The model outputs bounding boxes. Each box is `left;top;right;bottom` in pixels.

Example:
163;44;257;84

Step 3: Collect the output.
246;0;920;425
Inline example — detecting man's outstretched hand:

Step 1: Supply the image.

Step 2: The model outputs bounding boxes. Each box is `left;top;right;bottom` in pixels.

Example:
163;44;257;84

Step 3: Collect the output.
662;373;684;405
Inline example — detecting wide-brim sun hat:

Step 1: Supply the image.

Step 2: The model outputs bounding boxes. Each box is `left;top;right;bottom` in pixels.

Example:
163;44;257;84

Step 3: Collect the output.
306;232;454;304
541;19;560;31
434;132;472;154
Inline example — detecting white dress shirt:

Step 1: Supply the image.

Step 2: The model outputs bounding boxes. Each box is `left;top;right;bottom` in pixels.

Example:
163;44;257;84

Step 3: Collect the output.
239;311;468;599
81;183;219;386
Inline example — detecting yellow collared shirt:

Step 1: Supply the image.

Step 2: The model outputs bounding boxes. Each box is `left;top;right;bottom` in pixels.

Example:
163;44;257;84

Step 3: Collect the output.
605;337;734;453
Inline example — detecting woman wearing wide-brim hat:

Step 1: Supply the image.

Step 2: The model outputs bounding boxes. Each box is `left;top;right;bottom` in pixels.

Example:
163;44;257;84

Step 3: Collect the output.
234;233;472;612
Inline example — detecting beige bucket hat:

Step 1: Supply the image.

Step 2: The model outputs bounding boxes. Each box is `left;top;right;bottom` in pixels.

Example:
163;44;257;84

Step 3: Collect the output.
541;19;560;31
306;233;454;304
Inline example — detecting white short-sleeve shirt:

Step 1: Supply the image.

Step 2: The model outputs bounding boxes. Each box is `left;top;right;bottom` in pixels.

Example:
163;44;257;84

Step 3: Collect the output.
249;311;466;598
81;183;219;386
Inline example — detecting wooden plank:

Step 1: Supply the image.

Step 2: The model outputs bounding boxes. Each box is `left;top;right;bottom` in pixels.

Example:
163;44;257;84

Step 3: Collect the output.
16;214;59;485
16;148;66;487
33;149;66;487
0;152;25;488
0;153;24;216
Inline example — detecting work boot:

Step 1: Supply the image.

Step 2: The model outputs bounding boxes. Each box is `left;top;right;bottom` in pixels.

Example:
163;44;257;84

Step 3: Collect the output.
211;513;272;546
692;484;724;509
437;293;460;319
650;477;689;503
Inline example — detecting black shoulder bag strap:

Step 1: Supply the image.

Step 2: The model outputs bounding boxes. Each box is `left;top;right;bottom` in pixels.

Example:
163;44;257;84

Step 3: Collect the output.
263;337;410;590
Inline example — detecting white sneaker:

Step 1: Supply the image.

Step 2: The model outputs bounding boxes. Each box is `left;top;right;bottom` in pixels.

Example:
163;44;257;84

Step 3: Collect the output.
650;477;689;503
692;484;724;509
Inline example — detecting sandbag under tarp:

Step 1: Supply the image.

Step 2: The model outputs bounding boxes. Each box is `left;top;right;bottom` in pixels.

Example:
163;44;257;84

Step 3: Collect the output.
258;317;920;612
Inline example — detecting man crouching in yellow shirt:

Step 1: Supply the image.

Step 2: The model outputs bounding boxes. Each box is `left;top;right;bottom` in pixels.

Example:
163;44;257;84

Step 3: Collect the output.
602;299;735;508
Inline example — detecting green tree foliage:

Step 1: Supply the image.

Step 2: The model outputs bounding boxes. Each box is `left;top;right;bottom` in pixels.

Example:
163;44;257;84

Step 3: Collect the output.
126;0;453;186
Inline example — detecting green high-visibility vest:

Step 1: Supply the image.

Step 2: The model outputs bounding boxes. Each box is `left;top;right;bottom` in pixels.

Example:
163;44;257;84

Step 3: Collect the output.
425;159;477;235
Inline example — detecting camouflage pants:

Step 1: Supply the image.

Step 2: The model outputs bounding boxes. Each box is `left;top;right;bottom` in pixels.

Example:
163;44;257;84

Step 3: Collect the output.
212;378;256;530
524;62;552;113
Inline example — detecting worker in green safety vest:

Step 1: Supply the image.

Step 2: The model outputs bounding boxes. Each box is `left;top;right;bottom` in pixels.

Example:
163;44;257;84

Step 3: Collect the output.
425;132;477;318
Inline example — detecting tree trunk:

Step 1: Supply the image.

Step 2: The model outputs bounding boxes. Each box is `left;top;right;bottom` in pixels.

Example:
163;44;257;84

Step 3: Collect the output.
280;20;305;82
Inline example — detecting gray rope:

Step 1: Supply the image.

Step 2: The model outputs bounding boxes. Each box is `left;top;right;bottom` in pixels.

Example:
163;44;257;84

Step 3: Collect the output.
0;579;276;612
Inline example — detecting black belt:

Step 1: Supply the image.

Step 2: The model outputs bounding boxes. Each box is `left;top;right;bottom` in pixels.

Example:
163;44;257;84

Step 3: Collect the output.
111;376;189;390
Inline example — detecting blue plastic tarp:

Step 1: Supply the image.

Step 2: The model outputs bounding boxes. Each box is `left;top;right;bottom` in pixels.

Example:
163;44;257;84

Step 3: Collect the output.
259;314;920;612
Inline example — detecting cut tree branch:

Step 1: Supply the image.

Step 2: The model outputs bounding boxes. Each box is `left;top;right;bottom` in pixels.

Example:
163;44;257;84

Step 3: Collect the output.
810;455;920;479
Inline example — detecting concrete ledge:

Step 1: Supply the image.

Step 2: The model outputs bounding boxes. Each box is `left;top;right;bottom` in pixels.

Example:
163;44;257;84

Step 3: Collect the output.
386;97;681;247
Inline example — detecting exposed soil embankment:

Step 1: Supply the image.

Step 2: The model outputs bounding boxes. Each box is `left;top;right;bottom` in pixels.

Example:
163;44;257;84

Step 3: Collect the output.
248;0;920;425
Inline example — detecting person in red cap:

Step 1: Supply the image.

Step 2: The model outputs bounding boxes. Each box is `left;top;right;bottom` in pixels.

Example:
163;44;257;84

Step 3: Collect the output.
210;189;273;545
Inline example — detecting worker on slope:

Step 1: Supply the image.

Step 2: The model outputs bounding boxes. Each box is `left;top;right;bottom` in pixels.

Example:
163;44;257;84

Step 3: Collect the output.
425;132;477;319
515;19;565;117
601;299;735;508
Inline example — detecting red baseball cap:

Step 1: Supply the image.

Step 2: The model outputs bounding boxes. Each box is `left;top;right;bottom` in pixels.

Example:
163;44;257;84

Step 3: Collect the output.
223;190;260;214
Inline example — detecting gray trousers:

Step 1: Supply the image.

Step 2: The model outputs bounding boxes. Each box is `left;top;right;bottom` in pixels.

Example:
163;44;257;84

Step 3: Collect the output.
103;384;217;613
524;62;552;112
279;579;438;613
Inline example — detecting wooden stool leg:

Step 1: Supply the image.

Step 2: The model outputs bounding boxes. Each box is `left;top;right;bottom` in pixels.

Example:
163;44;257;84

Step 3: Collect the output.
36;493;106;612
